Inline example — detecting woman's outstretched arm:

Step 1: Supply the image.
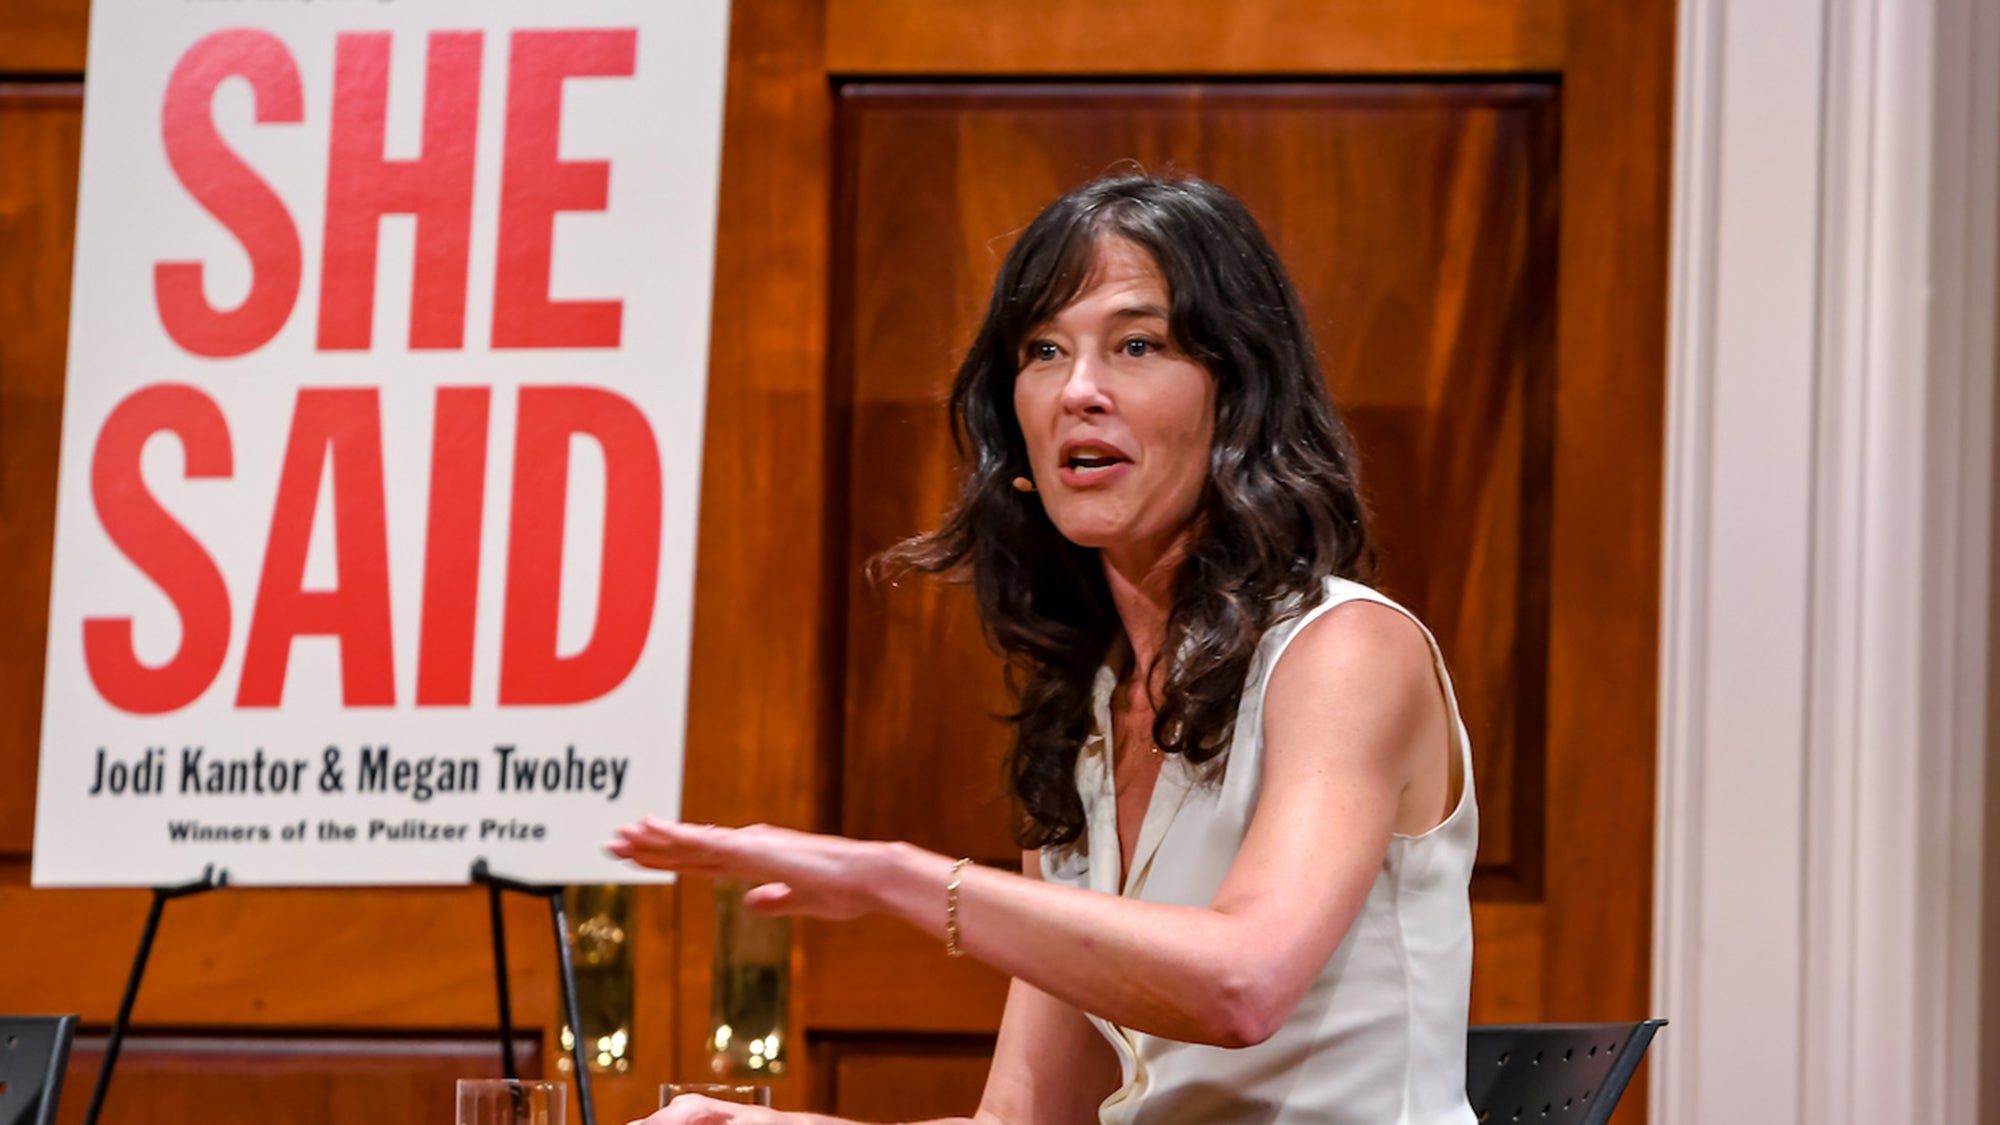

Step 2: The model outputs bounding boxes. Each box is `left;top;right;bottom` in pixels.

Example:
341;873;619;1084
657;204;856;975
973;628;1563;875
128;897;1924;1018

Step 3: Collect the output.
611;601;1446;1049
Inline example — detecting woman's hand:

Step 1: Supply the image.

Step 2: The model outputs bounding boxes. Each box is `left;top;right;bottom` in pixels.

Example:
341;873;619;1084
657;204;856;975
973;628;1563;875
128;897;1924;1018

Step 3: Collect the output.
629;1094;782;1125
605;819;897;920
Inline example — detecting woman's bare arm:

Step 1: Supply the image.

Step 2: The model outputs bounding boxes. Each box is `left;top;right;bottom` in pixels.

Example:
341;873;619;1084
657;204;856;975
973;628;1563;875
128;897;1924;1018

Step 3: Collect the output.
612;600;1447;1050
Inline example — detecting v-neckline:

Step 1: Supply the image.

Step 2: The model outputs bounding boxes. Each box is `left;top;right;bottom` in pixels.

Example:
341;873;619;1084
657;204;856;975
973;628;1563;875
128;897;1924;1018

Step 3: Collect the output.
1088;665;1194;898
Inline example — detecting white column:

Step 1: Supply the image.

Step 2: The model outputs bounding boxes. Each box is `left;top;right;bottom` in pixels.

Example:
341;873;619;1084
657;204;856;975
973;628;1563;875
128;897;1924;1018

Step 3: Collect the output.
1653;0;1998;1122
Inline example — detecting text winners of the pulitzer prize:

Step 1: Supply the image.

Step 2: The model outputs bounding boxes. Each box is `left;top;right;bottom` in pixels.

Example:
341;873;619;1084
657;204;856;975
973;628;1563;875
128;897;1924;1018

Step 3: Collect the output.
164;817;548;846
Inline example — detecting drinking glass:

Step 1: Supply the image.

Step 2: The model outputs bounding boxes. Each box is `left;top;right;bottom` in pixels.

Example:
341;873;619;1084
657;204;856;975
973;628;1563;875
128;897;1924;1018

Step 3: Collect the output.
660;1083;772;1107
457;1078;567;1125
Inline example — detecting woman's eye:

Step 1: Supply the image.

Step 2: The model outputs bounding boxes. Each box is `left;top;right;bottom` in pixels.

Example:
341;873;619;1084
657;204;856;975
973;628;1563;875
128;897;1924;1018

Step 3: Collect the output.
1025;341;1059;363
1122;337;1158;358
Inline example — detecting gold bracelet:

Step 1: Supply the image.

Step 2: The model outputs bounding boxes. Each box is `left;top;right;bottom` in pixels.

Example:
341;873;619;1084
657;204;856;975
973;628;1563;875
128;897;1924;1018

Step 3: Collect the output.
944;857;973;957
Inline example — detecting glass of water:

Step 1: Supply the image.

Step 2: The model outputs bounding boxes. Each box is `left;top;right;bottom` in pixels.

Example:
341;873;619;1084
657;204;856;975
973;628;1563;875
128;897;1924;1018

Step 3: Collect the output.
660;1083;772;1107
457;1078;566;1125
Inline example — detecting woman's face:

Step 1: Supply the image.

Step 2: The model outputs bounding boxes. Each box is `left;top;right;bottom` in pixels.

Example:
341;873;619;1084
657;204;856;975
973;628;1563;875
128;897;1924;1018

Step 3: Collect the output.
1012;237;1216;564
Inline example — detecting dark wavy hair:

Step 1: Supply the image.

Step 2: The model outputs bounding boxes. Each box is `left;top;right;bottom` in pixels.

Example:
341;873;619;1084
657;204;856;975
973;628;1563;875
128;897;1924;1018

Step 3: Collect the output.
878;174;1372;851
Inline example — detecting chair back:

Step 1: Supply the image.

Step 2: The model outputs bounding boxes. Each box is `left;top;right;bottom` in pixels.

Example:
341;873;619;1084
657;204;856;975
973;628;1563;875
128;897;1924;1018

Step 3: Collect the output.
0;1016;79;1125
1466;1019;1665;1125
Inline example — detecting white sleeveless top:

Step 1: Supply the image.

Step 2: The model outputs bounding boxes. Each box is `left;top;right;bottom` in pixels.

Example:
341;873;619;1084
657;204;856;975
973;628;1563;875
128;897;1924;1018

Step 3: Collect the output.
1041;577;1479;1125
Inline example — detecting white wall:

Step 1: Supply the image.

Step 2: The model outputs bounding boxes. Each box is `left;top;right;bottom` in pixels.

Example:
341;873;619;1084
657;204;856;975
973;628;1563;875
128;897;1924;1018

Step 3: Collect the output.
1986;249;2000;1125
1655;0;1999;1122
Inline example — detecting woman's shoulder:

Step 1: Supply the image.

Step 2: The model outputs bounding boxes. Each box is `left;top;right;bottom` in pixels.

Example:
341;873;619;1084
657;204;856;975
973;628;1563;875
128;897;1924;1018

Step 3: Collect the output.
1264;576;1426;650
1257;577;1439;709
1281;591;1433;679
1257;583;1448;787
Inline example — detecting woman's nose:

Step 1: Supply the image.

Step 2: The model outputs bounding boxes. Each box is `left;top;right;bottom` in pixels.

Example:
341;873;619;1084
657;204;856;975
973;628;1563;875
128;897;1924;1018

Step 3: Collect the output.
1058;353;1111;414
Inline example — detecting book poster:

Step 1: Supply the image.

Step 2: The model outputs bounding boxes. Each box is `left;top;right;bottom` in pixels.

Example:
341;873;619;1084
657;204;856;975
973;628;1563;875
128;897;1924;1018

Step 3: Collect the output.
32;0;729;886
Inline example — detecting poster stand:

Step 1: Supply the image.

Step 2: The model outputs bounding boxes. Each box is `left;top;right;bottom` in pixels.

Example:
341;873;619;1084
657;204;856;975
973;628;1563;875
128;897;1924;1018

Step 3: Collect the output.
80;860;599;1125
469;859;599;1125
82;864;228;1125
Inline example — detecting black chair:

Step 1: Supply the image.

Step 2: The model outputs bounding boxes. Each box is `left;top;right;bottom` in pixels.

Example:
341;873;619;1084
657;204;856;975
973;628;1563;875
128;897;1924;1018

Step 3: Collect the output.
1466;1019;1666;1125
0;1016;78;1125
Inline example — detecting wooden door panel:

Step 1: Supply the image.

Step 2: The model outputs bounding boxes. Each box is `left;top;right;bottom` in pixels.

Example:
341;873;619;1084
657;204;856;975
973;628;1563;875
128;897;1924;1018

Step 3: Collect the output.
0;86;80;855
56;1034;543;1125
0;875;559;1025
1468;903;1545;1024
0;859;679;1122
671;0;836;1106
814;1037;993;1122
824;0;1564;75
837;86;1558;908
0;5;1672;1122
0;1;87;74
800;918;1008;1034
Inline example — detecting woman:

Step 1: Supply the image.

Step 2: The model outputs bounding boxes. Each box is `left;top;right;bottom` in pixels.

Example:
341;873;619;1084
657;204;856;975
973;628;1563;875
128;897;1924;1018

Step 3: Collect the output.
613;174;1477;1125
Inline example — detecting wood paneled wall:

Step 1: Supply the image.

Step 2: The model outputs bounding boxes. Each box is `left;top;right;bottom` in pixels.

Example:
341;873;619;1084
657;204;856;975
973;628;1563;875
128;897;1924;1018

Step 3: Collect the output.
54;1034;543;1125
0;0;1675;1121
0;0;86;74
822;0;1565;74
0;85;75;855
744;0;1676;1116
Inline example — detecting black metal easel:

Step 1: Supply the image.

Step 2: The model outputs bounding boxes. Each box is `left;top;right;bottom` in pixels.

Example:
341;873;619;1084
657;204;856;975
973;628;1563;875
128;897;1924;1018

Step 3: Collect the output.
83;864;228;1125
470;859;598;1125
83;861;598;1125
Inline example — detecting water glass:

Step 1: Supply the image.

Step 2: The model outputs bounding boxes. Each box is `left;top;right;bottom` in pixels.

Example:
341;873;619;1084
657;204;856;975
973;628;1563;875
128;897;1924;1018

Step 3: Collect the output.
457;1078;567;1125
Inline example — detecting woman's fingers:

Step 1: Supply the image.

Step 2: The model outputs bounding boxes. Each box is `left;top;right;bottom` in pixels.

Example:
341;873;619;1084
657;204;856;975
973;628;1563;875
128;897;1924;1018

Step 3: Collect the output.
603;818;764;881
614;846;730;877
605;818;850;902
742;881;796;915
603;819;873;923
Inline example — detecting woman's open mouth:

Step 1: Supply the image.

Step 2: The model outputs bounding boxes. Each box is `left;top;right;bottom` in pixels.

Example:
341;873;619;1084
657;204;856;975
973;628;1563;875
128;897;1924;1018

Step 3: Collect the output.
1056;441;1133;487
